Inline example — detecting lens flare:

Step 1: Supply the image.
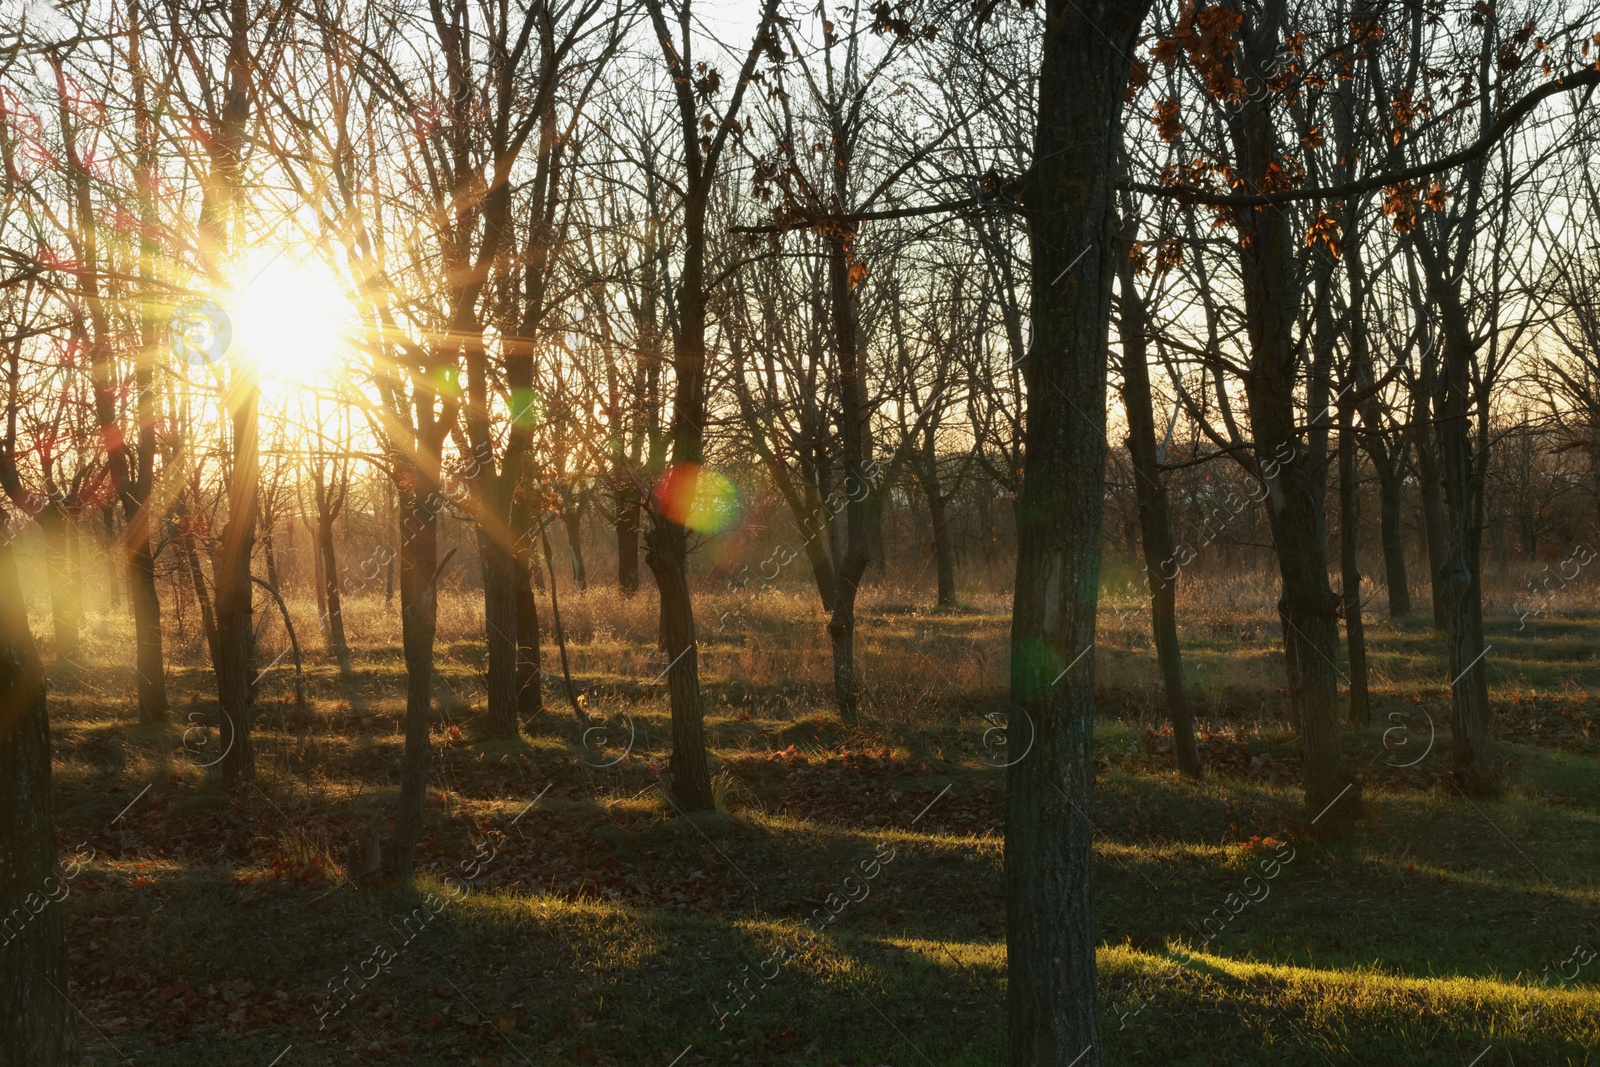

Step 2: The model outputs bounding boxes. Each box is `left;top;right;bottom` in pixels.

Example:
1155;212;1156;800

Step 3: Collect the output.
653;462;741;536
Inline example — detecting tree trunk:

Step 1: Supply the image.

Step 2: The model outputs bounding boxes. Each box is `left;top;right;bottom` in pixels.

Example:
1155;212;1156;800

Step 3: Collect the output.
1233;2;1358;837
179;519;218;666
319;516;351;676
37;505;79;664
262;530;280;593
388;479;439;875
1007;4;1148;1064
199;0;256;783
1415;421;1448;630
826;229;873;723
1339;413;1371;726
310;519;329;637
615;497;640;597
924;472;958;608
1115;220;1201;778
129;532;166;724
1372;448;1411;617
215;390;258;782
1432;316;1496;793
0;539;77;1065
645;519;713;811
827;574;864;720
562;508;588;591
514;532;543;717
478;527;521;737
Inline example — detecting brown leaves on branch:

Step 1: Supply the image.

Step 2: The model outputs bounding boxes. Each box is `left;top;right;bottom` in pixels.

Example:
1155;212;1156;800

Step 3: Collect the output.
1381;180;1449;233
1152;2;1244;104
693;64;720;103
869;2;933;41
1126;238;1183;277
1153;97;1185;144
1305;209;1342;259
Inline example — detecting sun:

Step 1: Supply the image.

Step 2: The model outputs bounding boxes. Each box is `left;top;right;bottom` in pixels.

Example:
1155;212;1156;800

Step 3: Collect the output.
227;254;354;384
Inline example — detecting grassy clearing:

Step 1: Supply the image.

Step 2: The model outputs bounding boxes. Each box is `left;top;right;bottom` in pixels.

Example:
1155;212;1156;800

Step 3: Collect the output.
32;574;1600;1064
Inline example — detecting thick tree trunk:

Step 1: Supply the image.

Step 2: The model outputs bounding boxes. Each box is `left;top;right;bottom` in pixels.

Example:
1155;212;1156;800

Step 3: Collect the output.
318;517;351;676
827;573;864;720
388;480;439;876
1339;414;1371;726
215;392;258;782
645;519;713;811
614;497;640;597
1006;4;1148;1064
1269;496;1353;826
1431;310;1496;793
827;230;873;723
124;373;166;725
478;527;521;737
1233;1;1358;837
0;540;77;1065
198;0;255;782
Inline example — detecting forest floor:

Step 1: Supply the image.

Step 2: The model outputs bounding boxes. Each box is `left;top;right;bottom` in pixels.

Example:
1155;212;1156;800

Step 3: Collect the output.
38;578;1600;1066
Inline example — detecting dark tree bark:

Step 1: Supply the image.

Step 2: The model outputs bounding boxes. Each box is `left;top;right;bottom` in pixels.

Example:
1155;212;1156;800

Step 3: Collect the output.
1420;259;1497;793
478;527;521;737
1344;232;1410;619
388;470;442;875
317;514;350;675
0;536;77;1066
825;230;874;723
1231;0;1358;836
1371;447;1411;617
212;394;259;783
645;520;713;810
640;0;778;809
1114;214;1201;778
1006;3;1149;1064
128;525;165;722
1412;342;1449;629
927;481;957;608
1338;410;1371;726
203;0;258;783
614;496;640;596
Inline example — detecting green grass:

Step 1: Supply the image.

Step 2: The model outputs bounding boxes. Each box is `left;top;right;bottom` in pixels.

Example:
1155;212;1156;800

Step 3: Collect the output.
33;590;1600;1064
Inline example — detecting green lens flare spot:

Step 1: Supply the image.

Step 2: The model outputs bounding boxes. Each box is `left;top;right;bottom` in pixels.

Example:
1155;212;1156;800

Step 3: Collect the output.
511;387;542;428
653;463;742;536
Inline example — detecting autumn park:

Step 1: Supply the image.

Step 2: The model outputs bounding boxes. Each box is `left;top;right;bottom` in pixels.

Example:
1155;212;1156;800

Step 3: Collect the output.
3;0;1600;1064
